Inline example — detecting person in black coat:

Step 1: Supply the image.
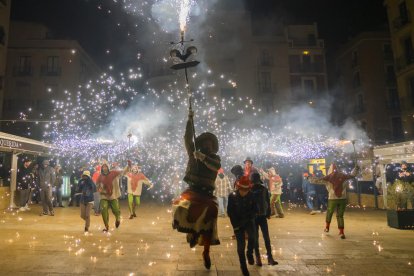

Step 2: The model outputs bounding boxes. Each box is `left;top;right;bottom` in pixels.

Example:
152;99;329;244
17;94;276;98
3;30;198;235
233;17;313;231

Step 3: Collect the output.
250;173;278;266
17;158;33;211
227;175;256;276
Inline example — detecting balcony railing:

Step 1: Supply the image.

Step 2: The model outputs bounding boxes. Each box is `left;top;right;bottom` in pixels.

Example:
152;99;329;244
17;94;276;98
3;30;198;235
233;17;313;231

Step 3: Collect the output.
288;39;324;48
12;66;33;77
41;65;62;76
393;14;411;30
258;58;274;67
289;63;324;73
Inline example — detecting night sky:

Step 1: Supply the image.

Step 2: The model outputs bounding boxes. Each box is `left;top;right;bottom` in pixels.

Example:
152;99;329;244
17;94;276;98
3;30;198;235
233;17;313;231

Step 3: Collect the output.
10;0;388;69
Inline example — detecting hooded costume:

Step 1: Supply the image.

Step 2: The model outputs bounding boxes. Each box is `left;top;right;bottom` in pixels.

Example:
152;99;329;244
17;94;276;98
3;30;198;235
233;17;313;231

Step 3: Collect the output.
309;163;359;239
172;113;221;270
96;163;129;231
126;165;152;218
261;167;284;217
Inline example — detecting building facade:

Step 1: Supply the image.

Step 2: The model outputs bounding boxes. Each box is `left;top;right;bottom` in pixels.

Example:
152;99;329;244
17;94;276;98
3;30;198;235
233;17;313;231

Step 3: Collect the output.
2;22;100;138
336;32;401;144
159;11;329;117
0;0;11;119
384;0;414;140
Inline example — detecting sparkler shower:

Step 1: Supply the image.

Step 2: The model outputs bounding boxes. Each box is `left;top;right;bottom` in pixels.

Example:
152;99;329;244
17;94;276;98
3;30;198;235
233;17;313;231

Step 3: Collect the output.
39;0;369;201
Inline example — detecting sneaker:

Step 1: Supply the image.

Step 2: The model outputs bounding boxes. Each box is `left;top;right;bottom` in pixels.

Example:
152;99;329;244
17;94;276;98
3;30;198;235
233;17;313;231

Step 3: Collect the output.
278;214;285;218
324;228;329;233
133;213;137;217
102;228;109;233
310;210;317;215
24;205;31;211
340;234;346;239
39;212;48;216
49;211;55;216
129;215;134;219
19;207;26;212
84;227;89;232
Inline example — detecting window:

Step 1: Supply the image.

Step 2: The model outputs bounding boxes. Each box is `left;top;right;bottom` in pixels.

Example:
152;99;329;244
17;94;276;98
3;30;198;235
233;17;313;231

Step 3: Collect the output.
356;94;364;113
260;50;273;66
260;72;272;93
289;55;301;72
353;72;361;88
314;55;324;72
303;78;316;96
302;55;311;72
18;56;31;73
0;26;5;45
388;89;400;110
262;98;274;113
221;88;236;99
42;56;61;76
351;51;358;68
392;117;404;140
384;44;392;54
399;1;409;23
386;65;396;83
308;34;316;46
403;36;413;62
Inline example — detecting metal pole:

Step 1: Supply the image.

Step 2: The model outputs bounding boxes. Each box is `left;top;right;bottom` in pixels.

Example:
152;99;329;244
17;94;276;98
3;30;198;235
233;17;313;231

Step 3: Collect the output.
352;140;361;207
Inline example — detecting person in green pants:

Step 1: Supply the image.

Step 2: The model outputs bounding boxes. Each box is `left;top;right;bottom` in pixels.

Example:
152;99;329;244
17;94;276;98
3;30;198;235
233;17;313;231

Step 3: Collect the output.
96;161;130;232
309;163;359;239
125;164;153;219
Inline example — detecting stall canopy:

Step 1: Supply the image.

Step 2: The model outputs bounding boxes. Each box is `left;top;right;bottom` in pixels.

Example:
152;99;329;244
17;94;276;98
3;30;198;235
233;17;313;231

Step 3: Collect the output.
0;131;53;155
0;132;54;209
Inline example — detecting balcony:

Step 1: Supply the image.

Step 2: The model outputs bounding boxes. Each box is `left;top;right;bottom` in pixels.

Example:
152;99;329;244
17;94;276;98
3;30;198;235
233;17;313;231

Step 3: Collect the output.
288;39;324;48
393;14;411;31
258;58;274;67
396;54;414;72
289;63;324;74
41;65;62;76
12;66;33;77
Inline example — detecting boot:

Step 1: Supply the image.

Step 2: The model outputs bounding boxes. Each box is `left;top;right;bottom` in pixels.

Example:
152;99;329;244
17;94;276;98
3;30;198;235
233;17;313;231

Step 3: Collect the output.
241;264;250;276
268;255;278;266
246;253;254;265
255;255;262;266
115;220;120;228
339;228;346;239
324;222;330;233
129;215;134;219
202;251;211;270
275;204;284;218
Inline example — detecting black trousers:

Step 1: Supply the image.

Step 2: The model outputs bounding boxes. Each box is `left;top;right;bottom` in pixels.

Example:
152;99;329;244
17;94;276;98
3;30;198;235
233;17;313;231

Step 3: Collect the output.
234;220;257;267
255;216;272;257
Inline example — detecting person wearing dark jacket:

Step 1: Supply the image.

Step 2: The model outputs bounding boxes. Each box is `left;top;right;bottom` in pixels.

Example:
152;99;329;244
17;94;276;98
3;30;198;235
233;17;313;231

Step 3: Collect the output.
17;158;33;211
77;171;96;232
172;109;221;270
227;175;257;276
250;173;278;266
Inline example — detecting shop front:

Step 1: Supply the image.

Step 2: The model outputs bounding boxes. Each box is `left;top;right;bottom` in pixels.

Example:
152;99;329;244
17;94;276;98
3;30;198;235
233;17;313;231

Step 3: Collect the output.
0;132;53;209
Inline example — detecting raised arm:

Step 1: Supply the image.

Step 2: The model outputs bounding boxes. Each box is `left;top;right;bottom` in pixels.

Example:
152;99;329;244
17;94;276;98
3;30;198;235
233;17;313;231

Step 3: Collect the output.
184;112;195;156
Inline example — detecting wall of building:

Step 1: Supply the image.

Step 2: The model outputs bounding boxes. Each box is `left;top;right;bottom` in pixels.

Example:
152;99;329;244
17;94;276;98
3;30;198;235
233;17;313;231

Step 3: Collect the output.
0;0;11;119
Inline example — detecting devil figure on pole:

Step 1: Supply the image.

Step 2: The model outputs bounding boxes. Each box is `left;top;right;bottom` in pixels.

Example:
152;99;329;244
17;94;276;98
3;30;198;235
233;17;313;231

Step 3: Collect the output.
171;31;221;270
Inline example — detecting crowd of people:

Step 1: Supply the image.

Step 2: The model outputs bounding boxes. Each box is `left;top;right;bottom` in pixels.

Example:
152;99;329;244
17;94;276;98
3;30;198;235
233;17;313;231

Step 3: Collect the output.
16;157;153;233
14;109;375;276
